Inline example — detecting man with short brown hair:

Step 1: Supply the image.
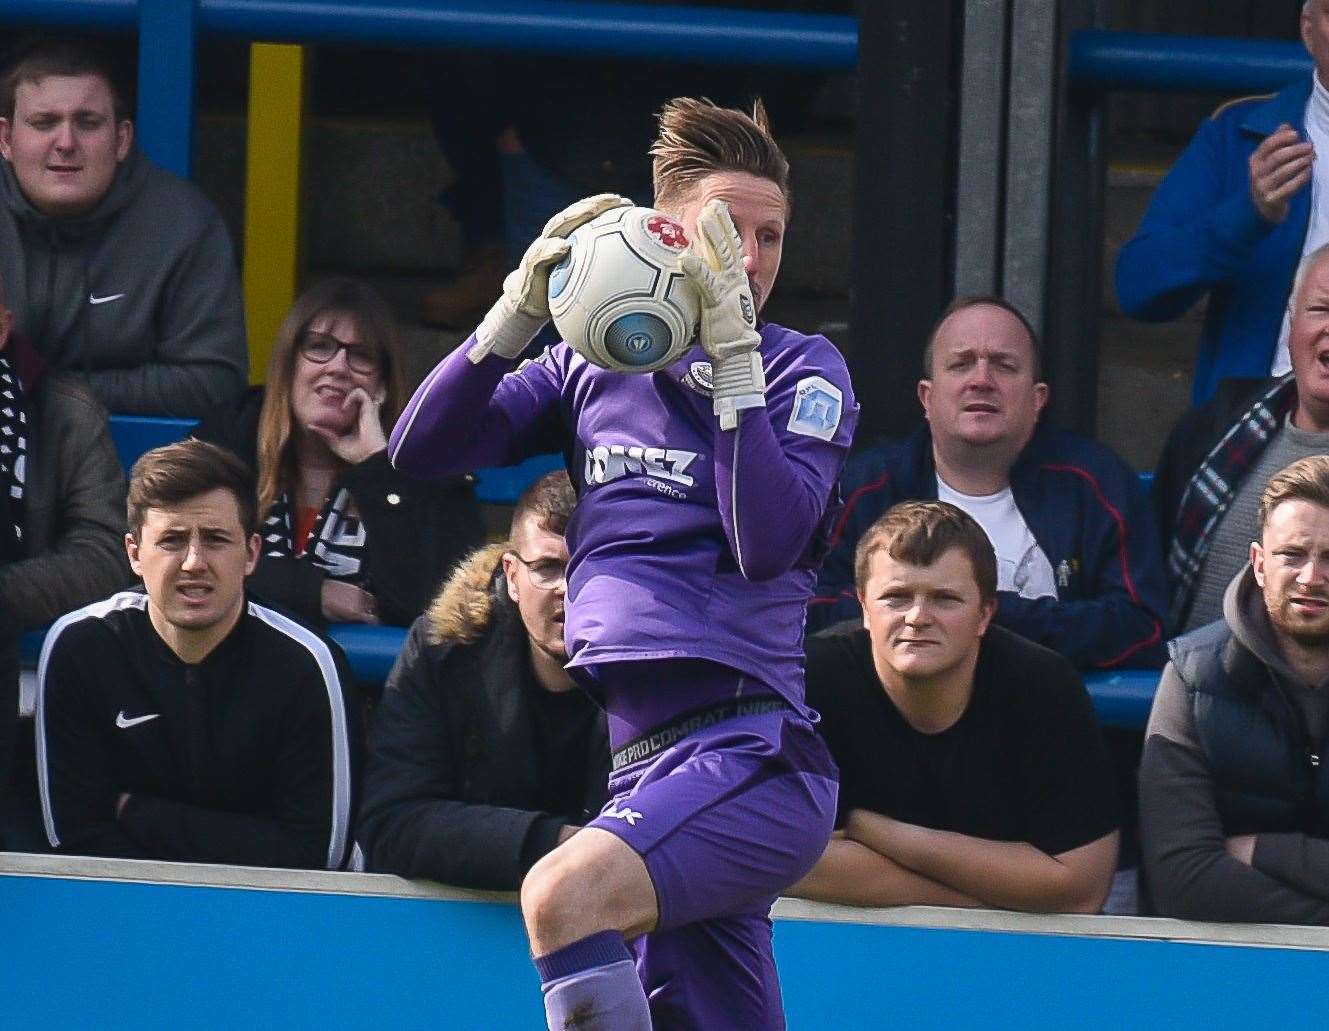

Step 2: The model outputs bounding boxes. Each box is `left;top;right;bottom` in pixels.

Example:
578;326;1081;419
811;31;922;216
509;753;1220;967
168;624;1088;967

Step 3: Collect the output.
794;500;1120;912
36;438;359;867
0;37;245;416
811;296;1168;670
1142;454;1329;924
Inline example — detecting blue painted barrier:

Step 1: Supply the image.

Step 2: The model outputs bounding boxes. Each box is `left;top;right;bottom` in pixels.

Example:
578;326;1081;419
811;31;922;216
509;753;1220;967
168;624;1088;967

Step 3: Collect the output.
1069;30;1312;94
3;855;1327;1028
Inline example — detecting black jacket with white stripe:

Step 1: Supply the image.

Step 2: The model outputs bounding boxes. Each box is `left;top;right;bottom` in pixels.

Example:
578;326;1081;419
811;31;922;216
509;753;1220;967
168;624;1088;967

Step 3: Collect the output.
36;591;362;870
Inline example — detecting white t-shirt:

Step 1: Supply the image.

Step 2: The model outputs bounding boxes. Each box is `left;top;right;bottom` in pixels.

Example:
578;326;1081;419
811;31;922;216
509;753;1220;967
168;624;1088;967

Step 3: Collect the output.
1271;73;1329;377
936;477;1059;600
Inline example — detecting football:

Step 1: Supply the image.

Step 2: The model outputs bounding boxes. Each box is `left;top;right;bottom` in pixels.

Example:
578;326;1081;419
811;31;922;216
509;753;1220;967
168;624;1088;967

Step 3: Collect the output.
548;205;701;373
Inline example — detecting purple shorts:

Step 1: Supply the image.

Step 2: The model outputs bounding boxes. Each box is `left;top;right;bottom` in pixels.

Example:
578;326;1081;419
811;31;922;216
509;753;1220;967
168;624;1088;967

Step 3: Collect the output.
582;661;838;1029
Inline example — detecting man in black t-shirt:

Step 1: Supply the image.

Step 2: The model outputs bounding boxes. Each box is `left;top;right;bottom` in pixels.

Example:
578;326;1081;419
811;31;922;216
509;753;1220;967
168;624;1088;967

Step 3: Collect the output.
792;500;1119;912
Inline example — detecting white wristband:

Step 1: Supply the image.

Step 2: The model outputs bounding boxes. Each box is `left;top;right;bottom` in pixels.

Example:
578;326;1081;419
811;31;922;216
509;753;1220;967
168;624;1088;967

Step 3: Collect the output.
711;352;767;430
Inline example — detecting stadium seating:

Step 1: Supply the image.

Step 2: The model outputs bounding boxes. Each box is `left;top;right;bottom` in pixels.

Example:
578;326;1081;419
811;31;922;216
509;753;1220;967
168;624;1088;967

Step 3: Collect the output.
9;416;1162;724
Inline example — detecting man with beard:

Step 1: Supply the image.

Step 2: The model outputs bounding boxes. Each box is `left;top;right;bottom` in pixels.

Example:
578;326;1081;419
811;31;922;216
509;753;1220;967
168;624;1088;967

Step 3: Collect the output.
1141;454;1329;923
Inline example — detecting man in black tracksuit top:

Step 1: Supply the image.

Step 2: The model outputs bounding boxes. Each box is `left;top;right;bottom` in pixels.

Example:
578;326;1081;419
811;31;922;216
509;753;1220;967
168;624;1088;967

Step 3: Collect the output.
36;439;360;869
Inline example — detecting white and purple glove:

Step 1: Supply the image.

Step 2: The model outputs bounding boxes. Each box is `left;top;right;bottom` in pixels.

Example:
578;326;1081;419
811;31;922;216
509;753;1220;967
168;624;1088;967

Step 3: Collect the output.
679;200;765;430
469;193;632;363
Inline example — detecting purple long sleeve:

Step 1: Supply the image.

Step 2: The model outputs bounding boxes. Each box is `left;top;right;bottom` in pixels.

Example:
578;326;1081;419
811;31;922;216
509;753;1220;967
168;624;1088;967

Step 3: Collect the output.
390;335;564;476
713;405;845;581
392;326;857;713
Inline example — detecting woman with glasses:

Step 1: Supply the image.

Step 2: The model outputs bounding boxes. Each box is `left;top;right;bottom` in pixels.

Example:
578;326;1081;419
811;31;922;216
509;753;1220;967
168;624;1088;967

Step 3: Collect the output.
195;277;483;628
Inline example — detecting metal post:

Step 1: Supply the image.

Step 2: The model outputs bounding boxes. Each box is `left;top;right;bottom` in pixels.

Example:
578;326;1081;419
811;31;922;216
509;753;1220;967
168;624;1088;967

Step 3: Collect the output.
955;0;1010;296
850;0;960;445
135;0;197;178
1002;0;1058;340
1046;0;1107;434
244;44;308;383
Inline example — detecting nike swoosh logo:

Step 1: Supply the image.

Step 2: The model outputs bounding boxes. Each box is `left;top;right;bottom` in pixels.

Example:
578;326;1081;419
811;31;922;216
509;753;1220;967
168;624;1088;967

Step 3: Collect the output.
116;711;160;729
89;293;125;305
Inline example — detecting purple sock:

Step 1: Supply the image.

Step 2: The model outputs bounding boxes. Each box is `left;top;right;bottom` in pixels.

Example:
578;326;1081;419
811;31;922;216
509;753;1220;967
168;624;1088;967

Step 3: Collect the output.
534;930;651;1031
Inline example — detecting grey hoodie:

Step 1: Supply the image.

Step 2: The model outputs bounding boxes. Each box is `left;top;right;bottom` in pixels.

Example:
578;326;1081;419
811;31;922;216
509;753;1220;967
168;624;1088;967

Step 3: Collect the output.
0;148;246;416
1139;565;1329;924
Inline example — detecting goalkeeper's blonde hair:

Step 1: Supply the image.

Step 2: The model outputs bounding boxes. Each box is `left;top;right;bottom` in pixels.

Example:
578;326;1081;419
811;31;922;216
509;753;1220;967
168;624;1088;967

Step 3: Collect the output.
651;97;790;214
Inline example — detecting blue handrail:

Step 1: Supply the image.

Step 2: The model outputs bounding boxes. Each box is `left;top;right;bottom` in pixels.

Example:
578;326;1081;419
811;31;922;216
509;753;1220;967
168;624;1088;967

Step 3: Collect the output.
1069;30;1312;94
3;0;857;69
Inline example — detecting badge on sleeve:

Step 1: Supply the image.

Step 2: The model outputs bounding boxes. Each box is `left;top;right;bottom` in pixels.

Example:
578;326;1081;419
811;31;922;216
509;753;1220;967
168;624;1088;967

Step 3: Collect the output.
787;376;843;441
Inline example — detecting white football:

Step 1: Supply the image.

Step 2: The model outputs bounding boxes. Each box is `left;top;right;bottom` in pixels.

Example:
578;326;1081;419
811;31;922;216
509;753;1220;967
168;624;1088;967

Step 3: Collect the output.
548;206;701;373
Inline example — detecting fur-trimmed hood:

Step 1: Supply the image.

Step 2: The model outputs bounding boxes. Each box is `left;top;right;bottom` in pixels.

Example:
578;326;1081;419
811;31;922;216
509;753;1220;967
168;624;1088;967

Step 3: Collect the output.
426;542;508;645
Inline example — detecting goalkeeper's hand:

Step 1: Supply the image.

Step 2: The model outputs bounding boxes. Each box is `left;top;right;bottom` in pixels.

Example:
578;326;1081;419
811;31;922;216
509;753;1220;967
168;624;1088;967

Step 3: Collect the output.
679;200;765;429
469;193;632;363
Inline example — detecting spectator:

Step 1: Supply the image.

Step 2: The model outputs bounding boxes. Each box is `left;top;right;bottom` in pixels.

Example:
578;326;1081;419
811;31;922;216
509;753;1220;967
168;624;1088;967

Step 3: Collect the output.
792;501;1120;912
811;295;1168;670
359;471;608;890
1116;3;1329;404
36;438;361;868
0;38;246;416
0;264;130;792
1141;455;1329;924
195;278;483;629
1155;243;1329;632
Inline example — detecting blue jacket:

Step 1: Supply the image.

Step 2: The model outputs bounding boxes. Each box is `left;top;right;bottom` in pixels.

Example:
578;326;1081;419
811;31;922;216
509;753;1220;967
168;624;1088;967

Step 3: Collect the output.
809;422;1169;669
1115;75;1313;405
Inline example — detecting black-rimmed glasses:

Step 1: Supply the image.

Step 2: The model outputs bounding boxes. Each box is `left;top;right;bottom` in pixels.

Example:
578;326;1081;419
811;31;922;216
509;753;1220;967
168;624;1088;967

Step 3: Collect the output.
509;553;567;590
298;330;382;374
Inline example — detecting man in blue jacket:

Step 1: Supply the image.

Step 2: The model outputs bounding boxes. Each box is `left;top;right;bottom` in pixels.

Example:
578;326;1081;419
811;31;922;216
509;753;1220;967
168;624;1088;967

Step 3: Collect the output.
810;296;1168;670
1116;3;1329;404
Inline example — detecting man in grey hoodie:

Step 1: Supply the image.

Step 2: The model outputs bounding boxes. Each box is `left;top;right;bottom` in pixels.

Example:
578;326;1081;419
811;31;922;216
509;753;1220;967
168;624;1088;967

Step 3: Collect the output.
0;38;246;417
1141;453;1329;924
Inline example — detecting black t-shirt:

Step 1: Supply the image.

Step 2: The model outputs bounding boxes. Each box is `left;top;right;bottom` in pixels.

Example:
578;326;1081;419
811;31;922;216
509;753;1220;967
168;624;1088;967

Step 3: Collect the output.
526;675;602;822
805;625;1119;856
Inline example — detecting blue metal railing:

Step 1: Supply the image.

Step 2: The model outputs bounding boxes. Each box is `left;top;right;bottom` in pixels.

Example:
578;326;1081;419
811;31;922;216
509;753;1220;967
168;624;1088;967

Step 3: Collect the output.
4;0;857;66
5;0;857;182
1069;29;1312;94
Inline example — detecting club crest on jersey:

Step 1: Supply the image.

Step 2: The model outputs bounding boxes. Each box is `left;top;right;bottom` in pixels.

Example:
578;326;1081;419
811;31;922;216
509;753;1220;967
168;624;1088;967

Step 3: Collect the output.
683;360;714;396
787;376;843;442
585;444;697;488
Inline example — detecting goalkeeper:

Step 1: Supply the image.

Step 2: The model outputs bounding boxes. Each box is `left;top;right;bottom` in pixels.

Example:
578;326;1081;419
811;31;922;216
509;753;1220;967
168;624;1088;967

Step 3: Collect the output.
390;97;857;1031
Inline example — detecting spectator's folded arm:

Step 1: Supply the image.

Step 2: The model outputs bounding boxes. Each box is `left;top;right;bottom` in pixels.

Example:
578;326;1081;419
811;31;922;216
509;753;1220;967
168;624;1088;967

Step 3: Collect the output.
788;837;981;908
845;809;1118;914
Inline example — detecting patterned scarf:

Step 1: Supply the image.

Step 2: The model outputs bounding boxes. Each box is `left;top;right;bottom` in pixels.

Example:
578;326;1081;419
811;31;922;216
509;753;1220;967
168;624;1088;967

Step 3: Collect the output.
1167;375;1297;627
0;353;27;565
261;486;367;581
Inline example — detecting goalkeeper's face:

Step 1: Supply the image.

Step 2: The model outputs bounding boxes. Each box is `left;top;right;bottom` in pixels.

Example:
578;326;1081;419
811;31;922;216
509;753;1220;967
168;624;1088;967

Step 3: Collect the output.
504;513;569;664
671;171;787;314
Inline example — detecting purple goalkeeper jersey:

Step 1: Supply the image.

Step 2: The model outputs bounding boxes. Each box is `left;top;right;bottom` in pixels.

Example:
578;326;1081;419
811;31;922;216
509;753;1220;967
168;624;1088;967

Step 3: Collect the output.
391;324;858;716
